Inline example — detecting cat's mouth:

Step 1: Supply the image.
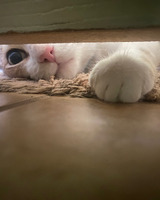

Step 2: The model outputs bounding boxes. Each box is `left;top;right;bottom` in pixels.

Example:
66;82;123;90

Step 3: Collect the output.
54;58;74;79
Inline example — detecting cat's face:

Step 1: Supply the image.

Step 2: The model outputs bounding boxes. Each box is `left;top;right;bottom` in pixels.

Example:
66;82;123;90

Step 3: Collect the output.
0;43;76;80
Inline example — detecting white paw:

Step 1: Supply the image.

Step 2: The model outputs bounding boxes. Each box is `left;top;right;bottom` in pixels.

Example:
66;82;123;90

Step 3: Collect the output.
89;52;155;103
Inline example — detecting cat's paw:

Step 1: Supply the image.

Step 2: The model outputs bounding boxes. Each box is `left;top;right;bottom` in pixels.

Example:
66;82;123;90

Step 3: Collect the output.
89;52;155;103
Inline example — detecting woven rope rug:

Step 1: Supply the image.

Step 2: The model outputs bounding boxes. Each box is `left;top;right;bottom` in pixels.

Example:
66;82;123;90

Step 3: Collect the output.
0;71;160;102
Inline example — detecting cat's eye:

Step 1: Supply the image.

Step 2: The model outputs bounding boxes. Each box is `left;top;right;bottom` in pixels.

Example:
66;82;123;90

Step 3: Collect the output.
7;49;28;65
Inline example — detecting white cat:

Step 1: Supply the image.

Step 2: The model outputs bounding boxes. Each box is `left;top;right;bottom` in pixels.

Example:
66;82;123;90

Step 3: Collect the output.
0;42;159;103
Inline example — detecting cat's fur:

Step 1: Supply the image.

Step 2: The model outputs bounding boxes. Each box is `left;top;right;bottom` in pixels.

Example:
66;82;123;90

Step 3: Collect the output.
0;42;160;103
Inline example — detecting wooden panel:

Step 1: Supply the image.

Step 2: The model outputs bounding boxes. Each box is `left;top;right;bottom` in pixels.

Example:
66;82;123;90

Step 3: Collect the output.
0;0;160;33
0;93;45;111
0;93;38;107
0;28;160;44
0;93;160;199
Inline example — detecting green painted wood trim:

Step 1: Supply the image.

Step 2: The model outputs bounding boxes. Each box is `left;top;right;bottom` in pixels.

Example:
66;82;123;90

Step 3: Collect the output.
0;0;160;33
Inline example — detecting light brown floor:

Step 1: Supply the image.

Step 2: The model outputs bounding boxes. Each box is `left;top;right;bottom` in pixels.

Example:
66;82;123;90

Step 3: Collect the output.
0;92;160;200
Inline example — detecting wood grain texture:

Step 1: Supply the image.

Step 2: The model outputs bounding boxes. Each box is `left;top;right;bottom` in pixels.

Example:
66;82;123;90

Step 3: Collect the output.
0;28;160;44
0;93;160;200
0;0;160;33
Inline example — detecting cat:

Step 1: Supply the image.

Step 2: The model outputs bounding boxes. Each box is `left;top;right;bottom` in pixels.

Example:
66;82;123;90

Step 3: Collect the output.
0;42;160;103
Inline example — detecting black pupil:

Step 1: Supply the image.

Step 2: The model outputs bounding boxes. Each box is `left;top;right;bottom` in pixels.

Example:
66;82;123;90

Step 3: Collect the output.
8;52;23;65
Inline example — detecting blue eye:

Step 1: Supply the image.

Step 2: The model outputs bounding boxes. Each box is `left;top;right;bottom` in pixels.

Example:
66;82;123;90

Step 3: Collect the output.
7;49;28;65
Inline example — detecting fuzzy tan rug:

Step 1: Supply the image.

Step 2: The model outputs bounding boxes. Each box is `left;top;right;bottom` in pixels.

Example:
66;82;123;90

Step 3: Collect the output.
0;72;160;102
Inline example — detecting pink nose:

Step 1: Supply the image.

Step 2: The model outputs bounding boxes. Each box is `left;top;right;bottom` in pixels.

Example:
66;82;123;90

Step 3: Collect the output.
39;46;55;63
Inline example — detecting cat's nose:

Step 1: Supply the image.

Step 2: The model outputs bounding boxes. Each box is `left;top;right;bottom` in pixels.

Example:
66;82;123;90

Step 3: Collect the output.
39;46;55;63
